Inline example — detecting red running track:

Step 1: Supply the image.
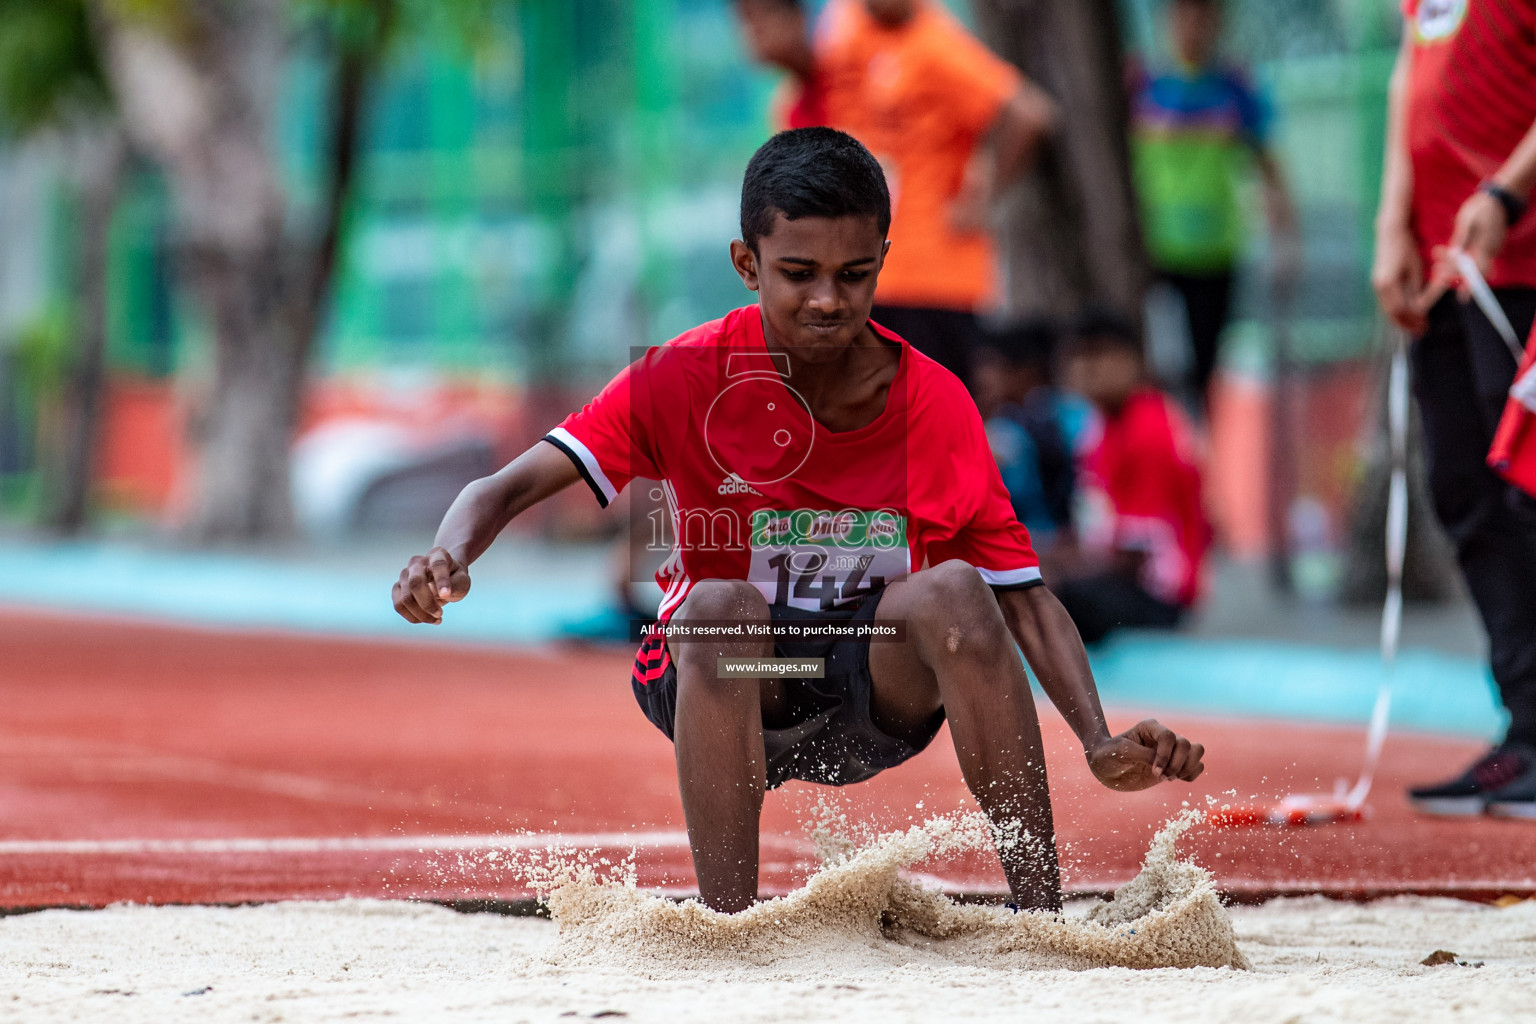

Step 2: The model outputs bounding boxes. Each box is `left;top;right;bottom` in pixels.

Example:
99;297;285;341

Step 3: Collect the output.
2;610;1534;908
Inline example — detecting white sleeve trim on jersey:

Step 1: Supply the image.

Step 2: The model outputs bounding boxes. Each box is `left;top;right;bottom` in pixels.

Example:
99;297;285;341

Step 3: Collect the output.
546;426;619;506
976;565;1044;587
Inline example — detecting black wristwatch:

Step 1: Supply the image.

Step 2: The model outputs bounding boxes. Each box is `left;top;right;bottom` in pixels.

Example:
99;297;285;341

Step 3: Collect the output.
1481;181;1529;226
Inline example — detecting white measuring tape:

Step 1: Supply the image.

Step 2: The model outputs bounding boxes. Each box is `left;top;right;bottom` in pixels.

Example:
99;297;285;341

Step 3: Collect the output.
1344;341;1409;812
1453;248;1536;419
1452;249;1525;361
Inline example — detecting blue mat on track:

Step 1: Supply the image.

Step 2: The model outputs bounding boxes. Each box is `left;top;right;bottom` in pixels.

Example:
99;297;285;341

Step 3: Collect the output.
5;538;603;646
1085;635;1502;740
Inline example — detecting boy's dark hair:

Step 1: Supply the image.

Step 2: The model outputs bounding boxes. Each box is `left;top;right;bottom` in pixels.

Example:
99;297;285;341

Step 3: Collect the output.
740;127;891;250
1067;304;1141;355
980;317;1058;370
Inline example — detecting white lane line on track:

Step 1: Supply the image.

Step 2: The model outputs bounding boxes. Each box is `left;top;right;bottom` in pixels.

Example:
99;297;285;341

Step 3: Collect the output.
0;732;511;817
0;834;684;855
0;833;809;856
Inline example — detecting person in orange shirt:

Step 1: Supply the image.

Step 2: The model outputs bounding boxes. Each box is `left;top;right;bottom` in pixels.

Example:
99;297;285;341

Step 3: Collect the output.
817;0;1056;388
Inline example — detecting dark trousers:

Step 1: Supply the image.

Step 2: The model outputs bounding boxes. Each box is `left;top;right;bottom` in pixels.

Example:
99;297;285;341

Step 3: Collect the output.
1158;268;1235;406
1414;290;1536;747
870;303;979;392
1052;571;1183;646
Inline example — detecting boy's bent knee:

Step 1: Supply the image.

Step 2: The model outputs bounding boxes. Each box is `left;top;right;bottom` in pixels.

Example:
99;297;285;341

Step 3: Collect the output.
905;560;998;620
921;559;995;603
902;560;1009;655
677;579;770;622
673;580;771;680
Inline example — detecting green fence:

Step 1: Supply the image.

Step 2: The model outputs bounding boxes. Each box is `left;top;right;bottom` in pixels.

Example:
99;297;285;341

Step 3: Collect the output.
82;1;1406;388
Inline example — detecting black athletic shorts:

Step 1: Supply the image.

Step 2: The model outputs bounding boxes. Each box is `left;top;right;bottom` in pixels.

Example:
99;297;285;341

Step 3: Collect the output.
630;589;942;789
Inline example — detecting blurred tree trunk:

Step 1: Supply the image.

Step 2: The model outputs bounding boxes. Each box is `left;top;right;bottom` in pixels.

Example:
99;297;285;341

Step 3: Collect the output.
295;18;372;367
48;123;128;534
973;0;1148;319
93;0;297;541
91;0;371;543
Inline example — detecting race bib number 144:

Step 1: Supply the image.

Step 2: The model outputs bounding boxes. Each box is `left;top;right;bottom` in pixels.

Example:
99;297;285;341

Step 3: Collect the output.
748;509;910;611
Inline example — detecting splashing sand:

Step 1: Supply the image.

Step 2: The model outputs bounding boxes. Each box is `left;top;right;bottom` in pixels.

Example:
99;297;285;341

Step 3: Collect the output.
520;809;1247;972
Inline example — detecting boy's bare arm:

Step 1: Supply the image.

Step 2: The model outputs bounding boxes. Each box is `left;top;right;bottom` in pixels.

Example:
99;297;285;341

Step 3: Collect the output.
1256;149;1301;287
951;84;1057;230
392;441;581;624
996;584;1205;790
990;82;1057;189
1257;150;1297;242
1372;34;1425;333
1425;113;1536;299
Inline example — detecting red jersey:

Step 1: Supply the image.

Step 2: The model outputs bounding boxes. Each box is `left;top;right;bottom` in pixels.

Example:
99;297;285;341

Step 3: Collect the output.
773;71;829;130
1078;388;1208;607
1402;0;1536;288
547;306;1042;626
1489;321;1536;497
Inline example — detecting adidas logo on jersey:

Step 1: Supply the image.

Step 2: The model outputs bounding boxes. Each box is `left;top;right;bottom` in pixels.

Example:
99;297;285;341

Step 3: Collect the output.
717;474;763;496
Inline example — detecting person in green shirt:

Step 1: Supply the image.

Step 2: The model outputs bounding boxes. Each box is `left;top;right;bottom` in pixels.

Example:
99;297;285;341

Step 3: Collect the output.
1130;0;1297;410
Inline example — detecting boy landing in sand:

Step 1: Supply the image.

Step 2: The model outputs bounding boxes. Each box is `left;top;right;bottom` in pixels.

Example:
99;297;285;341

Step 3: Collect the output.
392;127;1205;914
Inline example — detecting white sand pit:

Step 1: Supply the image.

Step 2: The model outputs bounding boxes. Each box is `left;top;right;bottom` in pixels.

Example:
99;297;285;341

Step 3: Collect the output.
4;813;1536;1023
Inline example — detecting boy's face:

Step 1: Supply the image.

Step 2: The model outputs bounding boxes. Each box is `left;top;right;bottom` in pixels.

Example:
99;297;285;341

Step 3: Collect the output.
972;349;1043;420
1170;0;1221;66
731;212;889;359
1066;342;1142;412
736;0;808;71
865;0;918;26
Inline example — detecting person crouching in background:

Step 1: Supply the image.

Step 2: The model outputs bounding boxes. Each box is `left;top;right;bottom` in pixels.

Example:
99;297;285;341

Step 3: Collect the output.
973;318;1094;561
1053;308;1210;644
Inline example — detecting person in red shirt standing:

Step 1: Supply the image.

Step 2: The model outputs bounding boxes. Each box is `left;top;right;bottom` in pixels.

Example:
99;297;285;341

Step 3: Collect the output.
1054;309;1209;644
1372;0;1536;818
391;128;1206;913
734;0;828;130
816;0;1055;389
